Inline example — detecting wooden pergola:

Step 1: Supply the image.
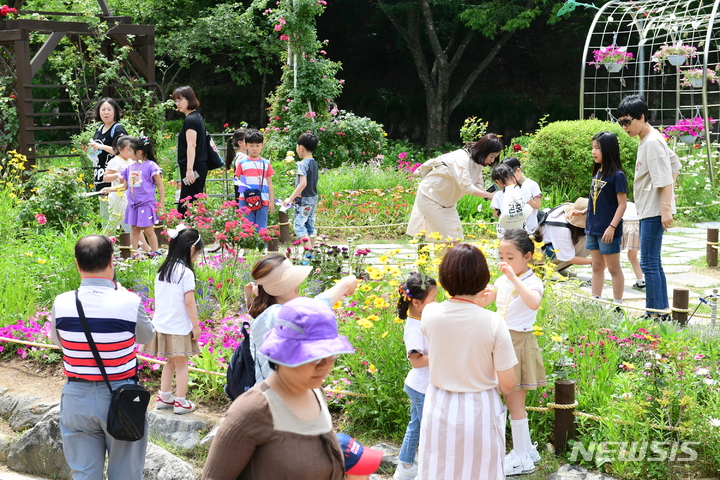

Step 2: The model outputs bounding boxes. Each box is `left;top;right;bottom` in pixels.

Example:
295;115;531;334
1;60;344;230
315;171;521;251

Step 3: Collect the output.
0;0;155;165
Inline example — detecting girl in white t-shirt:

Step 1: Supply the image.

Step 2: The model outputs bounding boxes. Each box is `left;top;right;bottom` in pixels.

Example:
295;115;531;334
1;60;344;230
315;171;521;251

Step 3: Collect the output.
102;135;135;234
490;164;532;239
394;273;437;480
486;228;546;476
140;227;204;414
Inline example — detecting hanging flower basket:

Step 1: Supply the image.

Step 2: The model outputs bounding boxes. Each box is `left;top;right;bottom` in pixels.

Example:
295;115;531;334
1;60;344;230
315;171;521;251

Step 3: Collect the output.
652;44;697;73
681;68;719;89
588;45;633;72
661;116;716;143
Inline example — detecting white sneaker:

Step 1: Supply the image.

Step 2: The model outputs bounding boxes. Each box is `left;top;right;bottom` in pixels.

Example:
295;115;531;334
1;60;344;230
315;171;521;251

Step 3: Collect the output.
173;400;197;415
393;462;418;480
504;450;535;476
529;442;541;464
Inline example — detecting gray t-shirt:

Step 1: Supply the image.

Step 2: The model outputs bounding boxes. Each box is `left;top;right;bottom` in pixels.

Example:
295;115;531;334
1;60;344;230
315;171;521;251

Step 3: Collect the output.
296;157;318;199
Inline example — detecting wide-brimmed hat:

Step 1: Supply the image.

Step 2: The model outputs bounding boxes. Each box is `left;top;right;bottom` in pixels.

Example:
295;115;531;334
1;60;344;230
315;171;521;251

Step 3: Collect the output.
258;297;354;367
564;197;588;229
255;258;312;296
336;433;383;475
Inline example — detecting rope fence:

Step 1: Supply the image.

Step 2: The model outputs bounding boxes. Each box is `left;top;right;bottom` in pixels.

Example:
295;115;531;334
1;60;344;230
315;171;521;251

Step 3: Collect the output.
0;335;690;432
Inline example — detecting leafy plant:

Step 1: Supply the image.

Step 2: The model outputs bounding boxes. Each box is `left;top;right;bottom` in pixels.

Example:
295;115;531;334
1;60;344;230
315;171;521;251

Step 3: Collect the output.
588;44;634;68
459;116;488;143
681;68;719;88
524;119;638;202
661;116;716;139
652;44;697;72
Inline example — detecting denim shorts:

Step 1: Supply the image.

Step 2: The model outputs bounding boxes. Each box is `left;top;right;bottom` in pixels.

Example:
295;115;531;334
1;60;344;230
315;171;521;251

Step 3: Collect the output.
585;233;621;254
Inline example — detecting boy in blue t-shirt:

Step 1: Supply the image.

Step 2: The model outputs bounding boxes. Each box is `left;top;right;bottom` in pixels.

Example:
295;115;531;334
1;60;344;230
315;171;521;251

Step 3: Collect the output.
283;133;319;249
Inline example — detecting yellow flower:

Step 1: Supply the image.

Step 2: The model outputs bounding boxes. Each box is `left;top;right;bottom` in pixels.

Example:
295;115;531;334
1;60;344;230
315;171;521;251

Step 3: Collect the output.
394;317;403;323
409;238;419;244
366;314;381;322
360;284;372;292
378;254;388;264
37;259;46;264
551;335;563;342
333;300;342;309
373;297;387;309
414;257;427;266
369;271;384;280
533;331;543;336
368;363;377;374
622;362;635;370
381;331;389;338
428;231;443;241
24;252;33;257
357;318;373;329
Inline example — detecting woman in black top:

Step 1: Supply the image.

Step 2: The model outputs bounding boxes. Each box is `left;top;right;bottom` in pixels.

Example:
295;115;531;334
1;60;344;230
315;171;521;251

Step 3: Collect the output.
88;98;127;220
172;86;208;214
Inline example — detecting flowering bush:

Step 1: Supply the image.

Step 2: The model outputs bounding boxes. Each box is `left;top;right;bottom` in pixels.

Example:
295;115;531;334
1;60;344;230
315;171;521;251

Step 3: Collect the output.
681;68;719;88
588;44;633;68
0;4;17;19
652;44;697;72
459;116;488;143
661;116;716;139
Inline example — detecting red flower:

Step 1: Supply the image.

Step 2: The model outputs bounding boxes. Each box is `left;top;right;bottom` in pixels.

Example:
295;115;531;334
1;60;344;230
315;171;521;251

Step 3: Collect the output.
513;144;522;152
276;116;281;120
694;144;701;148
223;123;229;128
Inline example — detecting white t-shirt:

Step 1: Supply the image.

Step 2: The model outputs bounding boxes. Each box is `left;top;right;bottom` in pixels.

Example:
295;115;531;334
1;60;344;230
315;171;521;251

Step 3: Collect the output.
422;301;517;393
234;151;248;169
153;264;196;335
634;128;679;219
494;270;544;332
541;207;576;262
491;185;531;237
521;178;542;231
403;316;429;394
623;201;638;222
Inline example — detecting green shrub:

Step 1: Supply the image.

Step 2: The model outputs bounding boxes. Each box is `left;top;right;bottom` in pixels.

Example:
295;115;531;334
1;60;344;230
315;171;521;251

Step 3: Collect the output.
524;119;638;202
263;110;387;169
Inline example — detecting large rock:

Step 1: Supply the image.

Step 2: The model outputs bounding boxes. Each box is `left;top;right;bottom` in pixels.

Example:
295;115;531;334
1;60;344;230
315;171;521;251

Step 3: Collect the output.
148;410;213;450
199;425;220;447
0;391;39;419
547;464;620;480
0;432;13;462
371;442;401;470
6;407;71;480
9;402;58;432
144;443;197;480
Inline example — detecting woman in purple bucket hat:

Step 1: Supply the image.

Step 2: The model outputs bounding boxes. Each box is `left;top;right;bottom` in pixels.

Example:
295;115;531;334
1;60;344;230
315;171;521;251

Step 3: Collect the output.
203;297;354;480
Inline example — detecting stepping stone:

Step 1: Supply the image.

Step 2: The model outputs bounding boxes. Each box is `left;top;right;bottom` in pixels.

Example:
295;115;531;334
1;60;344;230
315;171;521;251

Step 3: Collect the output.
666;250;706;259
693;221;720;229
662;255;703;264
657;265;693;273
668;227;708;234
666;240;708;250
660;246;690;253
662;235;690;245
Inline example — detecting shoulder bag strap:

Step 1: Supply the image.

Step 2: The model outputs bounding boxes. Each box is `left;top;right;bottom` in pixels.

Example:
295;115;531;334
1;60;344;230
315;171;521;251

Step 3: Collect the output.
75;290;114;394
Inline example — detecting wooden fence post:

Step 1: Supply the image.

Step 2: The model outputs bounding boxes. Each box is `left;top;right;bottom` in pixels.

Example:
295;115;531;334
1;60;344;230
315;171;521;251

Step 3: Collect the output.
269;238;280;253
119;233;132;259
672;288;689;325
279;211;291;244
554;379;576;455
707;228;718;267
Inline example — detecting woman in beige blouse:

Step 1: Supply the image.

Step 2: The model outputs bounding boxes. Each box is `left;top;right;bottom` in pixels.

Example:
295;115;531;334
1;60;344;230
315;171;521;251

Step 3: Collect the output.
407;133;502;244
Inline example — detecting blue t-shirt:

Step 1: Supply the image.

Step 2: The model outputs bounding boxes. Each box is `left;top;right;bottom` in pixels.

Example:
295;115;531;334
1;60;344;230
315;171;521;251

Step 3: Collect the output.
586;169;628;238
296;157;318;199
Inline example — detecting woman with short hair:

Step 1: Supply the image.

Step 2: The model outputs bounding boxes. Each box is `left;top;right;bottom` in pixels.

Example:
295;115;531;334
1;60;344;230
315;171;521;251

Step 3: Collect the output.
172;86;209;214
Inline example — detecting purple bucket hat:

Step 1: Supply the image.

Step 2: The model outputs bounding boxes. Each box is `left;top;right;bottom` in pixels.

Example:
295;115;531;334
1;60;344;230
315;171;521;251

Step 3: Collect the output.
258;297;355;367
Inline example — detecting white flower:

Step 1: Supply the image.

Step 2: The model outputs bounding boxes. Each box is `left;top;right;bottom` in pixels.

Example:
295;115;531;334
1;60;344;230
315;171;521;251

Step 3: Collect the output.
696;367;710;375
621;392;633;400
709;418;720;427
703;378;716;385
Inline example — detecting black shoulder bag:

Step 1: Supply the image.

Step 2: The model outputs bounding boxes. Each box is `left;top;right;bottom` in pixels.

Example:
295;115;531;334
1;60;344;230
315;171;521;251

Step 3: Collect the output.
75;291;150;442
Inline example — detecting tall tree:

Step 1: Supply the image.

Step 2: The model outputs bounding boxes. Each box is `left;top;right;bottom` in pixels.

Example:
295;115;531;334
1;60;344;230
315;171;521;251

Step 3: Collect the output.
377;0;565;148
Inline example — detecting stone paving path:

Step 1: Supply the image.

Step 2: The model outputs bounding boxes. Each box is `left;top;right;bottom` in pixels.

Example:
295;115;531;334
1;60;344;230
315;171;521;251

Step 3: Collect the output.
353;223;720;325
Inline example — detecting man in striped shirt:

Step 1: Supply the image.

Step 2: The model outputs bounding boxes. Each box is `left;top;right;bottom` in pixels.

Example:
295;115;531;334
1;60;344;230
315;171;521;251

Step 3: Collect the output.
51;235;155;479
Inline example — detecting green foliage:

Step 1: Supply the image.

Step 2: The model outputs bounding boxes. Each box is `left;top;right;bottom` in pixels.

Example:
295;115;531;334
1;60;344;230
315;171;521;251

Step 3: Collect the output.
0;76;19;160
674;147;720;222
17;167;95;230
524;119;638;202
459;116;488;144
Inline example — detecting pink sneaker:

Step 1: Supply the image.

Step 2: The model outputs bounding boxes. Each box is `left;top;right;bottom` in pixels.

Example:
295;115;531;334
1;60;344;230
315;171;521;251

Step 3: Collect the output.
174;400;197;415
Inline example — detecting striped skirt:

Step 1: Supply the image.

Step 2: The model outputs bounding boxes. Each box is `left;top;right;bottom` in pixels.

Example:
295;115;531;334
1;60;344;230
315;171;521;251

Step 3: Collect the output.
418;385;507;479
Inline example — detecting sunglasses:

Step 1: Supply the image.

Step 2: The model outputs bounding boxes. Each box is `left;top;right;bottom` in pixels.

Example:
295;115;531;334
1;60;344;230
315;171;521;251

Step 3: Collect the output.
312;355;339;365
617;118;634;128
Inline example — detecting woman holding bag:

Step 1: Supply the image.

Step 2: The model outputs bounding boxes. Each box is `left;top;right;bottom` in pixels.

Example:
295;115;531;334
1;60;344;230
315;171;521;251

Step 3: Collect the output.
173;86;209;214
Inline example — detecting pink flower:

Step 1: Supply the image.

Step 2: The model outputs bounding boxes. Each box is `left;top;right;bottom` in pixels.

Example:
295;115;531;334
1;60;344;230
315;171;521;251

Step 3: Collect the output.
280;34;290;41
398;152;408;160
35;214;47;225
275;24;283;31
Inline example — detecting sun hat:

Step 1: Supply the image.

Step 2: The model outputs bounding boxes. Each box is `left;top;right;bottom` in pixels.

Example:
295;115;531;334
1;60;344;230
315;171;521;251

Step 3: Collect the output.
258;297;354;367
499;186;534;230
336;433;383;475
564;197;588;229
255;258;312;296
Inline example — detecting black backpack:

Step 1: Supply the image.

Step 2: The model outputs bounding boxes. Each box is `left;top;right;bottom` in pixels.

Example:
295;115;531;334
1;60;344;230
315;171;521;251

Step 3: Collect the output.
536;203;572;229
224;322;256;400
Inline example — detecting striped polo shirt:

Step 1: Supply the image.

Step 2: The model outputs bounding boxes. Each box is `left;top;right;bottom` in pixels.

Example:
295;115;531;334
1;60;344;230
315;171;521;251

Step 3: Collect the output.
235;157;275;206
52;279;153;381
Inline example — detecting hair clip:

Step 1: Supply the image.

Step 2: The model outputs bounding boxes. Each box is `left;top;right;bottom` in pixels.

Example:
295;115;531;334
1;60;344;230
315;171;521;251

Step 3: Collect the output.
192;235;202;247
167;223;187;239
398;285;412;300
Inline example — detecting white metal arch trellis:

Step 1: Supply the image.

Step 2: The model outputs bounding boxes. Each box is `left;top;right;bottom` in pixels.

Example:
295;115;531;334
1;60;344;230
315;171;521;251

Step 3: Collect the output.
580;0;720;182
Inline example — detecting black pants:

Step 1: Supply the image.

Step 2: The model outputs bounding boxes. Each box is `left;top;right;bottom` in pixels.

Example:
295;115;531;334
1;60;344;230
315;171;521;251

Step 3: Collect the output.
177;162;208;215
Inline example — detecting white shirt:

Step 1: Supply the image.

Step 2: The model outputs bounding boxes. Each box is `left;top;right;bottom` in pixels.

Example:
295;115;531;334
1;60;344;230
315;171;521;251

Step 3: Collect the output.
494;270;544;332
521;178;542;231
491;185;531;237
623;201;638;222
153;264;196;335
403;316;429;394
542;207;576;262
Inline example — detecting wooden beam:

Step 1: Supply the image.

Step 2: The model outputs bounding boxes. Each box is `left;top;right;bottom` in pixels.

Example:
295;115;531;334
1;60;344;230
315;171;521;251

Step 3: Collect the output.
110;33;149;80
0;30;25;42
14;34;36;166
96;0;112;16
30;31;65;78
1;19;153;36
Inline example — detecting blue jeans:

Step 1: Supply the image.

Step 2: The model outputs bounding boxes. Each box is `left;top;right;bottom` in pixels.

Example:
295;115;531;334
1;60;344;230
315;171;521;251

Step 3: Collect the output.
639;216;668;310
244;205;269;231
294;198;318;237
398;384;425;464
